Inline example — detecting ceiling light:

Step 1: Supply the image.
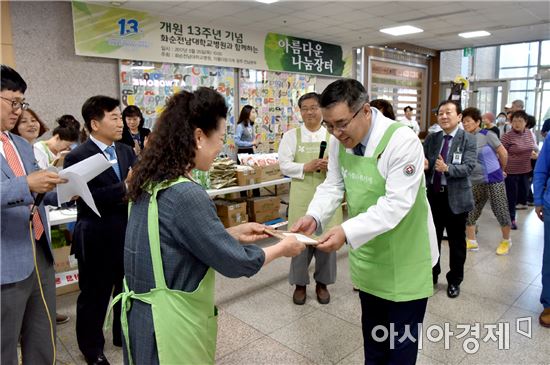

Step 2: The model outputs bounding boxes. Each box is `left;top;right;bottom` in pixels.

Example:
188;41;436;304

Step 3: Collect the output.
379;25;423;36
132;66;154;70
256;0;279;4
458;30;491;38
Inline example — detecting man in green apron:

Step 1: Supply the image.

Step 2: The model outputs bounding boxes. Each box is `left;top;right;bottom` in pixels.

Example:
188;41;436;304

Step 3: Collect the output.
278;92;343;305
293;79;438;364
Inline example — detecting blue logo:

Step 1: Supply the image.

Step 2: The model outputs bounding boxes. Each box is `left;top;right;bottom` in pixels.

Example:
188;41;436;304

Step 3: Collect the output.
118;18;139;36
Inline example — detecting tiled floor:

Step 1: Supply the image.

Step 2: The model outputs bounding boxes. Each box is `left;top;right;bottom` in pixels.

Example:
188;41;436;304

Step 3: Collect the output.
55;205;548;364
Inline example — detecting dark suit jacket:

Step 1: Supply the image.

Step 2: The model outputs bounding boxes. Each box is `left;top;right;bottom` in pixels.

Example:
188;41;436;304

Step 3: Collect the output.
63;139;135;263
423;128;477;214
120;127;150;150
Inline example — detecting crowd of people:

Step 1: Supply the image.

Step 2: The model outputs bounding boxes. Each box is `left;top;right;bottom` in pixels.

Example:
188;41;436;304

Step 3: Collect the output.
2;63;548;365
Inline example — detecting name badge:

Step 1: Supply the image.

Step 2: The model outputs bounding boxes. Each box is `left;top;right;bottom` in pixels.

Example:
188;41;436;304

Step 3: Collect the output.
452;152;462;164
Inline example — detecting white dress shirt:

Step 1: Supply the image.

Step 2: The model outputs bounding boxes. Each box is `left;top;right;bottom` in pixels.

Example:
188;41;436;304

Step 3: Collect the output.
306;111;439;266
400;117;420;135
278;125;330;179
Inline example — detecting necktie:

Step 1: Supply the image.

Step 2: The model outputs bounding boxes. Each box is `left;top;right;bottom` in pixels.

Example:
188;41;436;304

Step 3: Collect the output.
353;143;365;156
432;135;452;193
105;146;122;181
1;133;44;240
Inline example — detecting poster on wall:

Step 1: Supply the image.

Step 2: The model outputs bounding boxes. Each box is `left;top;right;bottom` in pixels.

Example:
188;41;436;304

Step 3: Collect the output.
73;1;352;77
239;70;316;153
368;58;427;129
119;60;237;155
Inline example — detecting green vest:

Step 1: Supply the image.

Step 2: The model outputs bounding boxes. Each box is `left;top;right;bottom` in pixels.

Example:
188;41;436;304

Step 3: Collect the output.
287;128;343;233
107;177;218;365
340;123;433;302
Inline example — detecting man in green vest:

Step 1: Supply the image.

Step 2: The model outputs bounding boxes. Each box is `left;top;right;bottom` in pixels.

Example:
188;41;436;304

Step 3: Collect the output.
278;92;343;305
293;79;438;364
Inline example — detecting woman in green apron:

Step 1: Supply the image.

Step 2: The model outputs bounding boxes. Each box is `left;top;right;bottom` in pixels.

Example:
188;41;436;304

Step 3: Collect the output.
118;88;305;365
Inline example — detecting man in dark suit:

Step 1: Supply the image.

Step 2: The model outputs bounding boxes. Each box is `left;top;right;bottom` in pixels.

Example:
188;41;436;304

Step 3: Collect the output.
424;100;476;299
64;96;135;365
1;65;67;364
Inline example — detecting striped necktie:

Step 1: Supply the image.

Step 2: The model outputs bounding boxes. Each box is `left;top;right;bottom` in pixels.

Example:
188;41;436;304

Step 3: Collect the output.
1;133;44;240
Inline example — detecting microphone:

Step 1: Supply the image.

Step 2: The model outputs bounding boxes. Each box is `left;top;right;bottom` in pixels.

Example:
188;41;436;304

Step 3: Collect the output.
317;141;327;172
30;193;45;218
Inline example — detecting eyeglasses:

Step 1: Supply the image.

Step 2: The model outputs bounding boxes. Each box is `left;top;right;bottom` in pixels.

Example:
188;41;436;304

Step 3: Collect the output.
0;96;29;111
322;105;364;134
300;106;320;113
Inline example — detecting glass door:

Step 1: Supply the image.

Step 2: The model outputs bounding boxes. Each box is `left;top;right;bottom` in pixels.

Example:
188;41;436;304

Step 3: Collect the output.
469;80;509;115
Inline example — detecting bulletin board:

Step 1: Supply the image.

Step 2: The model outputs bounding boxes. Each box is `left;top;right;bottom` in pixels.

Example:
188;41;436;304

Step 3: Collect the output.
239;69;316;153
119;60;237;155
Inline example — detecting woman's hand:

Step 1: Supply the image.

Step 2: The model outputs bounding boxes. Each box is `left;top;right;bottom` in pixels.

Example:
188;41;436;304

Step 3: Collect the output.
227;222;269;242
275;235;306;257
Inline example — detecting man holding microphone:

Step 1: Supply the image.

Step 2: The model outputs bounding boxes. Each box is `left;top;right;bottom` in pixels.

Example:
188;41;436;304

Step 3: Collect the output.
278;92;342;305
293;80;437;364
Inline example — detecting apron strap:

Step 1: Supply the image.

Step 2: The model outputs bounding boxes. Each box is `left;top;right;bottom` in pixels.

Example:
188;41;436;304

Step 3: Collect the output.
296;127;302;145
145;177;191;289
373;123;404;158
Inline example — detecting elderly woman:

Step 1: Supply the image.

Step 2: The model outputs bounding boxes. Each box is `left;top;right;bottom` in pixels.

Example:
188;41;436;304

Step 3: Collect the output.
501;110;537;230
461;107;512;255
117;87;305;365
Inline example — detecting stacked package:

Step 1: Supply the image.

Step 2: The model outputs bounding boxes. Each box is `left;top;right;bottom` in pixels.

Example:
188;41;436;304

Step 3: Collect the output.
209;157;237;189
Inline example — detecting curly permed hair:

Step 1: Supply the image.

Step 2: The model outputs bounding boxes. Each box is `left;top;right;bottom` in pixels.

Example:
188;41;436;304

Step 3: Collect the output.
127;87;227;201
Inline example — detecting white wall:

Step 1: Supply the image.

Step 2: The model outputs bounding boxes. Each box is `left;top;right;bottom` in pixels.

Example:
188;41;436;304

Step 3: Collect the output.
11;1;118;131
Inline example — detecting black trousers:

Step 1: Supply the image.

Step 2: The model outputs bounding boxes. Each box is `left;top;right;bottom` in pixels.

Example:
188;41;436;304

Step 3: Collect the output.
427;188;467;286
506;173;530;219
359;291;428;365
76;248;123;359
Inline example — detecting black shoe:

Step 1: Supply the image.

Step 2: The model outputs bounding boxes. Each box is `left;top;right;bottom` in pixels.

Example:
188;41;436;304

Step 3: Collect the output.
447;284;460;298
85;354;110;365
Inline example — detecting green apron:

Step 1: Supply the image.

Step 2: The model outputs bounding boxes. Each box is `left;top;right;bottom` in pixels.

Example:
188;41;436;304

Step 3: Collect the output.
39;141;55;165
340;123;433;302
287;128;343;233
107;177;218;365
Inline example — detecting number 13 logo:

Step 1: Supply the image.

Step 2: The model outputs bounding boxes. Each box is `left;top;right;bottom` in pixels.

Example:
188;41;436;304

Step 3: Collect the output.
118;18;139;36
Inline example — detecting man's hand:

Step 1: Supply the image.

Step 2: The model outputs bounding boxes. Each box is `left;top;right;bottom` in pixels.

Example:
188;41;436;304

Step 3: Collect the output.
291;215;317;236
303;159;328;173
424;158;429;171
536;206;544;221
26;170;67;194
434;155;448;173
315;225;347;253
227;222;269;242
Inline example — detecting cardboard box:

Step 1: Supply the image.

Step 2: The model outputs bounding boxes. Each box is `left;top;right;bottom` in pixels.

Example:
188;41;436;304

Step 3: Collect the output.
247;196;281;222
53;245;72;273
236;168;258;186
254;164;283;182
220;213;248;228
247;196;280;214
250;210;280;223
277;183;290;195
214;199;247;217
215;199;248;227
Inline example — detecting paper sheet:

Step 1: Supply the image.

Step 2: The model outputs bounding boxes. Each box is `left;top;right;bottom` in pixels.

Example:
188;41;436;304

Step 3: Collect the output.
49;153;113;217
282;232;319;245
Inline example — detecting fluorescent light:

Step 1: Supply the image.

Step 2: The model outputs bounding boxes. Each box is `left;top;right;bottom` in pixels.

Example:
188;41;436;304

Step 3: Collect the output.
458;30;491;38
256;0;279;3
379;25;423;36
131;66;154;70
